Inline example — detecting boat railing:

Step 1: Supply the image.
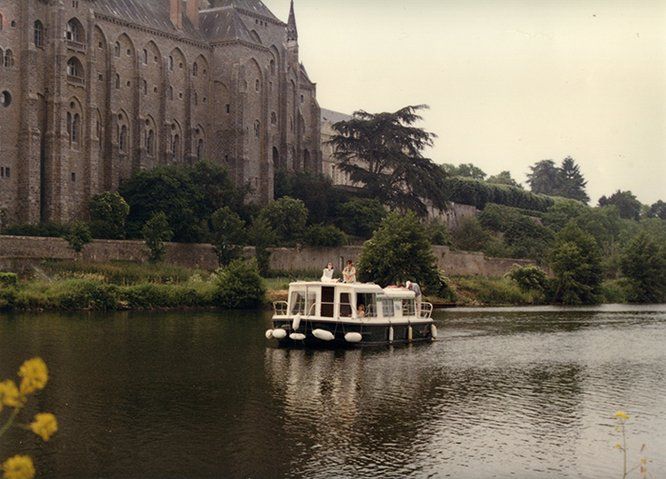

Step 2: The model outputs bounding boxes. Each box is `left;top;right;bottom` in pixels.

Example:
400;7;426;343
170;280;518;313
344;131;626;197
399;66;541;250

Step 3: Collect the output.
273;301;289;316
419;302;433;319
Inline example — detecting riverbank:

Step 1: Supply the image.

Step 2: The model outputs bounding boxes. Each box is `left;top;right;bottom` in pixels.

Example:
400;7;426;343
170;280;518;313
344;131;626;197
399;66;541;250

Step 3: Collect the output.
0;260;630;312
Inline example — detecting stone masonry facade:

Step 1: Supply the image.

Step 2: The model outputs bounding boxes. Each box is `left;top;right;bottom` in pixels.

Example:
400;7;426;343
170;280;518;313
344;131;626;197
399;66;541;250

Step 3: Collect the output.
0;0;321;225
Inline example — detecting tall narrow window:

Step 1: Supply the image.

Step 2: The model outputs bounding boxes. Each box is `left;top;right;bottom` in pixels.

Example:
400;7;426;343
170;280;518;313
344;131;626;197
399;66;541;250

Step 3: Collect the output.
72;114;80;143
115;74;120;89
0;49;4;67
4;50;14;68
66;57;83;79
119;125;128;152
114;42;120;57
146;129;155;155
172;134;180;160
66;112;72;142
168;56;174;71
34;21;44;48
193;62;198;76
143;49;148;64
197;139;204;161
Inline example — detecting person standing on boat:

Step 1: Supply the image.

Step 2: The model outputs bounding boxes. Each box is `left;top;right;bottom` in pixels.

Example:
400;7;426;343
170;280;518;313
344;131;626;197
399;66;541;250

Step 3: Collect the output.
343;260;357;283
406;281;422;316
321;262;335;282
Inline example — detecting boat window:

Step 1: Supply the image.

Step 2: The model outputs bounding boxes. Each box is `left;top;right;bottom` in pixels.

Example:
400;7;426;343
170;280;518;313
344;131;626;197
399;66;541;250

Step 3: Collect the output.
382;299;395;317
305;290;318;316
290;291;305;315
402;299;416;316
356;293;377;318
321;287;335;318
340;292;352;317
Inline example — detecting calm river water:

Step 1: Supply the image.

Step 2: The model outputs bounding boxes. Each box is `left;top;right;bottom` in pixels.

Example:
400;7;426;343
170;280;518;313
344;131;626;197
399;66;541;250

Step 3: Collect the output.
0;305;665;478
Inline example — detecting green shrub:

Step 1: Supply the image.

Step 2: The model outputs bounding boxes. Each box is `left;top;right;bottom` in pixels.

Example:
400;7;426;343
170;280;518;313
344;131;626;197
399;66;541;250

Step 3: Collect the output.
600;279;631;304
274;171;345;225
453;276;541;305
451;216;489;252
64;221;93;253
258;197;308;245
426;219;452;246
213;259;266;309
0;272;18;288
506;265;548;292
0;287;16;311
41;260;200;285
52;280;119;311
142;212;173;262
303;224;348;247
211;207;247;266
443;177;554;211
89;192;130;239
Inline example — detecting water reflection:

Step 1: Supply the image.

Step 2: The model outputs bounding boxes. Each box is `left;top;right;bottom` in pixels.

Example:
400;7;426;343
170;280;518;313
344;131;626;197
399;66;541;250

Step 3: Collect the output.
0;306;664;478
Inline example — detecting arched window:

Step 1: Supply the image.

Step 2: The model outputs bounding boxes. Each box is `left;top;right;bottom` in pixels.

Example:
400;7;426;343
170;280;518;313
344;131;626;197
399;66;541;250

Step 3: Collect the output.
66;57;83;78
254;120;260;138
65;18;84;43
168;56;174;71
146;129;155;155
196;139;204;161
270;59;275;75
255;79;260;92
0;49;4;67
142;49;148;64
168;86;173;100
114;42;120;57
142;79;147;95
34;21;44;48
66;112;72;141
4;49;14;68
193;62;198;76
115;74;120;89
119;125;128;152
270;112;277;125
273;147;281;170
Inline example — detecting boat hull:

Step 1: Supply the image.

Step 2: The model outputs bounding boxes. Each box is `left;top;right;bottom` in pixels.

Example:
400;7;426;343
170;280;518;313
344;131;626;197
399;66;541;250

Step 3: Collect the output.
270;318;434;348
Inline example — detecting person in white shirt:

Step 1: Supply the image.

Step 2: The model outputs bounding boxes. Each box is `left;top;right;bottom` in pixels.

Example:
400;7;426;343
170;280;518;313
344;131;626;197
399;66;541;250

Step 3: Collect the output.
321;262;335;282
406;281;422;316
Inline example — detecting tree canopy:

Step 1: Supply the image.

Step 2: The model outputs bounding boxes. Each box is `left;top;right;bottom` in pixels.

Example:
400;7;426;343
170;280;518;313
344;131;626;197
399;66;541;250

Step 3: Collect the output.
527;160;560;196
441;163;487;181
527;157;589;202
329;105;448;216
598;190;642;220
486;170;521;188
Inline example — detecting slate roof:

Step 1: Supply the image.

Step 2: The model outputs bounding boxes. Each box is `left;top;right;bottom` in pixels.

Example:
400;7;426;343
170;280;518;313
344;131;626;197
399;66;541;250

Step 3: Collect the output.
200;7;256;43
321;108;351;125
206;0;280;22
93;0;205;41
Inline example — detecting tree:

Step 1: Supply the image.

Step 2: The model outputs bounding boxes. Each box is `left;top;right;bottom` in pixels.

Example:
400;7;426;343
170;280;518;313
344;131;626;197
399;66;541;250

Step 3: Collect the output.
274;171;345;225
451;216;489;252
527;160;560;195
249;216;277;276
548;223;603;304
210;207;246;266
486;171;520;188
89;192;130;240
258;197;308;245
120;162;246;242
647;200;666;220
441;163;487;180
336;198;386;238
64;221;92;253
303;224;348;247
329;105;448;216
620;232;666;303
142;212;173;262
598;190;642;220
357;212;441;292
213;259;266;309
556;157;589;203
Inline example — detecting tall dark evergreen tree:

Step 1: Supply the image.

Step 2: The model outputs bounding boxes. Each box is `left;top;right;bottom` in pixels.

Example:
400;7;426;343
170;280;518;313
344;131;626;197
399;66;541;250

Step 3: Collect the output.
329;105;448;216
647;200;666;220
557;157;589;203
527;160;560;195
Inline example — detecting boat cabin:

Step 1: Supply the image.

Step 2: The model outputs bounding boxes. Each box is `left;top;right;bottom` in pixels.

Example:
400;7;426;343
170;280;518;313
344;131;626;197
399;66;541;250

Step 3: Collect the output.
281;281;421;321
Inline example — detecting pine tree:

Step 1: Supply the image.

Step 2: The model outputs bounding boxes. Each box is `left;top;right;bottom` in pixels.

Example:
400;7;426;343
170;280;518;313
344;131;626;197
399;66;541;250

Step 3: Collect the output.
527;160;560;195
556;157;589;203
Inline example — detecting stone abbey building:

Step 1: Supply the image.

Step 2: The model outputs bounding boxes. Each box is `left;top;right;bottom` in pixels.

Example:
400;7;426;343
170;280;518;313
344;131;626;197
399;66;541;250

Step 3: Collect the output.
0;0;321;225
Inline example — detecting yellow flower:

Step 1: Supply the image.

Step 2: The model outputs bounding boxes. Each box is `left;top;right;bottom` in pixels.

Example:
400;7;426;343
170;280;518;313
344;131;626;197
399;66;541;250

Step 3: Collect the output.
18;358;48;396
2;455;35;479
0;380;23;409
614;410;630;421
29;413;58;441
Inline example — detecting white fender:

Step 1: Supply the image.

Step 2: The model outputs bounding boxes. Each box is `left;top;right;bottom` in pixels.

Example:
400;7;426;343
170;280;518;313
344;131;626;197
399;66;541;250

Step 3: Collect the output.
344;332;363;343
292;314;301;331
312;329;335;341
272;328;287;340
408;326;413;343
388;327;394;343
289;332;306;341
265;329;274;339
431;324;438;340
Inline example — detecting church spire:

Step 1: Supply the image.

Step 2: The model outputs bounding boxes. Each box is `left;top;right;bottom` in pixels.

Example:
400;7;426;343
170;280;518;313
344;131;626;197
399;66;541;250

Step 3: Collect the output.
287;0;298;42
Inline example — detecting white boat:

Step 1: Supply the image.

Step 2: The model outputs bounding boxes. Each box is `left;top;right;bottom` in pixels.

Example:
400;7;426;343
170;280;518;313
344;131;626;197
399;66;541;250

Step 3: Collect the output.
266;281;437;347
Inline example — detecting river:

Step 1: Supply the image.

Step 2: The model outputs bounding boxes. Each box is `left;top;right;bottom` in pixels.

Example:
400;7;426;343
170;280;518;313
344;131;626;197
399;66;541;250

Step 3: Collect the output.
0;304;664;478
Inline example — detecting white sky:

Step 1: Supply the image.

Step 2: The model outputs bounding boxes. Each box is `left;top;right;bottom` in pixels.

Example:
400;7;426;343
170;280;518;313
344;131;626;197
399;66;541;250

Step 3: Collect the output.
267;0;666;204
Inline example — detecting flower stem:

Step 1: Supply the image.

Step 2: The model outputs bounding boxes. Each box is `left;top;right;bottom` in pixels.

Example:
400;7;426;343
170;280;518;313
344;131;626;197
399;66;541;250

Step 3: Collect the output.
0;408;20;439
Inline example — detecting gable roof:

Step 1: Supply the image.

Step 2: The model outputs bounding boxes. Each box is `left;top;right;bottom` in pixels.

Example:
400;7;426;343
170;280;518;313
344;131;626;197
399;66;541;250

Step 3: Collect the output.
206;0;280;22
200;7;257;43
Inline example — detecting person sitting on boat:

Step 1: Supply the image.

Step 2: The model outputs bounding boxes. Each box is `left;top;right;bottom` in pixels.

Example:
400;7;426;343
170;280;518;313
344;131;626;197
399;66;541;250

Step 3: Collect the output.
357;304;366;318
321;262;336;282
343;260;357;283
406;281;422;315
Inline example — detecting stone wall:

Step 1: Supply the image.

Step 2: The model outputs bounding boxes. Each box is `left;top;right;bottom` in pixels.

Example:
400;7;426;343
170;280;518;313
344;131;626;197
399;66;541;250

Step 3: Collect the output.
0;235;536;277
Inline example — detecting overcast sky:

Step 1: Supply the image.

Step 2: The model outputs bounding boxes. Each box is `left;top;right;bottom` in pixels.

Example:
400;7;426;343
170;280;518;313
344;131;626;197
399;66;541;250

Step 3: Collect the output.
268;0;665;204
